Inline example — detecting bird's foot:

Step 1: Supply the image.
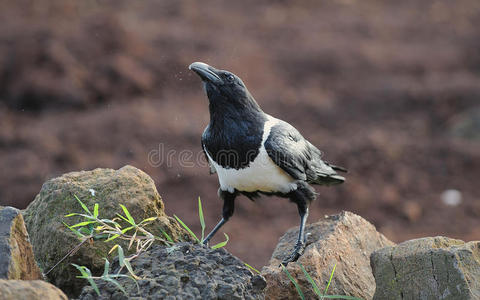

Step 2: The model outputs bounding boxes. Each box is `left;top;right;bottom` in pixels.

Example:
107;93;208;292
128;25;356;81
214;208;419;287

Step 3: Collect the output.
280;241;305;266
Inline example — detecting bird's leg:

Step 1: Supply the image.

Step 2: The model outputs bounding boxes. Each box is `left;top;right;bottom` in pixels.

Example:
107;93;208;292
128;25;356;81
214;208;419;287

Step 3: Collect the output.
202;218;226;245
203;189;236;245
281;204;309;265
281;183;316;266
296;206;309;249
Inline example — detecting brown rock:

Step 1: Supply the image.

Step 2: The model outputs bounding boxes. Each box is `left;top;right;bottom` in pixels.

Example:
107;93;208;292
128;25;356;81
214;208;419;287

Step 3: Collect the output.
0;280;67;300
0;206;43;280
262;211;394;300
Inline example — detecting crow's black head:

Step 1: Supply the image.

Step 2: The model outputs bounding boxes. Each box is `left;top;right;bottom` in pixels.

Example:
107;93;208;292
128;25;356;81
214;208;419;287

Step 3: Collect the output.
189;62;262;114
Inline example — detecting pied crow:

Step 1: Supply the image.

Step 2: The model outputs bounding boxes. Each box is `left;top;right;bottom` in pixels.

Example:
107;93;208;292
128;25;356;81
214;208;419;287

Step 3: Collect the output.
189;62;346;265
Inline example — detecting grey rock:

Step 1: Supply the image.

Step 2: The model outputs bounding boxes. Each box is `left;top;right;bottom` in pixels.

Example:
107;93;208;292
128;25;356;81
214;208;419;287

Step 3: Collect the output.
0;206;42;280
78;243;266;299
262;211;394;300
371;236;480;300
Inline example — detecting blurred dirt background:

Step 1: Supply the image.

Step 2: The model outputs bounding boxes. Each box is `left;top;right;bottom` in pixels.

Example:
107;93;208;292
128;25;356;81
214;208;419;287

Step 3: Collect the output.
1;0;479;268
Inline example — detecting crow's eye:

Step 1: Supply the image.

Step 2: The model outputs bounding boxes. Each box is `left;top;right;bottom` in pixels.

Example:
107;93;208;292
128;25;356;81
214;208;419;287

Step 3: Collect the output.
227;74;235;82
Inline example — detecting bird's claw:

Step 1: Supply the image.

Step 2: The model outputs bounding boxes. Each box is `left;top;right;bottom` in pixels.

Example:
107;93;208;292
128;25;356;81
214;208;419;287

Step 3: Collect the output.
280;241;305;266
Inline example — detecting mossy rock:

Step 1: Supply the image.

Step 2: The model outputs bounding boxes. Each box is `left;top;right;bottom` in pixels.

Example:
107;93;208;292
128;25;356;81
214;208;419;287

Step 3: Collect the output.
23;165;190;297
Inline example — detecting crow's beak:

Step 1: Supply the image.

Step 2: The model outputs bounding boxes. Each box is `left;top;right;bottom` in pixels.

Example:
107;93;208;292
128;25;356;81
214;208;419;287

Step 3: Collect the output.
189;62;224;85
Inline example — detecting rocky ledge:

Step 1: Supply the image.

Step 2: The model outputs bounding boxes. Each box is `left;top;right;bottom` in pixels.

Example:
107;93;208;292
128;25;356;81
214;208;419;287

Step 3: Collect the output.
0;165;478;299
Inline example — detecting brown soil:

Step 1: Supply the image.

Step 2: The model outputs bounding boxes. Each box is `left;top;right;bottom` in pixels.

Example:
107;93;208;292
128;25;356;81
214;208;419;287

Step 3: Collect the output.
1;0;479;268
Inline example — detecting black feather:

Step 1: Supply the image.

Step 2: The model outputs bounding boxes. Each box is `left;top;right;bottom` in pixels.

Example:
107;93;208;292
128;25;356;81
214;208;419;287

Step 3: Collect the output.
325;161;348;173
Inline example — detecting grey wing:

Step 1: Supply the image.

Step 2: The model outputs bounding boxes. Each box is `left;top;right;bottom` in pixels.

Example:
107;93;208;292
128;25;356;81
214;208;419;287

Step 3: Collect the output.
264;121;345;185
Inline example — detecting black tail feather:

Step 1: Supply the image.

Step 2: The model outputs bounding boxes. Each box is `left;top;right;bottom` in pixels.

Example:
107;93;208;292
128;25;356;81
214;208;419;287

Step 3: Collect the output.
325;161;348;173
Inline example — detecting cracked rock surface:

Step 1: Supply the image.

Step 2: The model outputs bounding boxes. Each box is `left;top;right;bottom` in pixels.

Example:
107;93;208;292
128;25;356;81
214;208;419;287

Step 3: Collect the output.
78;243;266;300
371;236;480;299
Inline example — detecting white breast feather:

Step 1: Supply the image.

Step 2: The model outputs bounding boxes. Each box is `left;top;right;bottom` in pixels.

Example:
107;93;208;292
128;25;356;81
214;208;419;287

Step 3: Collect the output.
205;115;298;194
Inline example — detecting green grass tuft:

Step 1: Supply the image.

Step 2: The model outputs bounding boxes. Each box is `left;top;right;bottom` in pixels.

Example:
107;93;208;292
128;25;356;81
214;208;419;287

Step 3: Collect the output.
283;262;364;300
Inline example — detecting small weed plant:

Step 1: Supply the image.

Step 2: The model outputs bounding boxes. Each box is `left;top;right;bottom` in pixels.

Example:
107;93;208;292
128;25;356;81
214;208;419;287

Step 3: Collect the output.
282;262;363;300
57;195;230;296
173;197;229;249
